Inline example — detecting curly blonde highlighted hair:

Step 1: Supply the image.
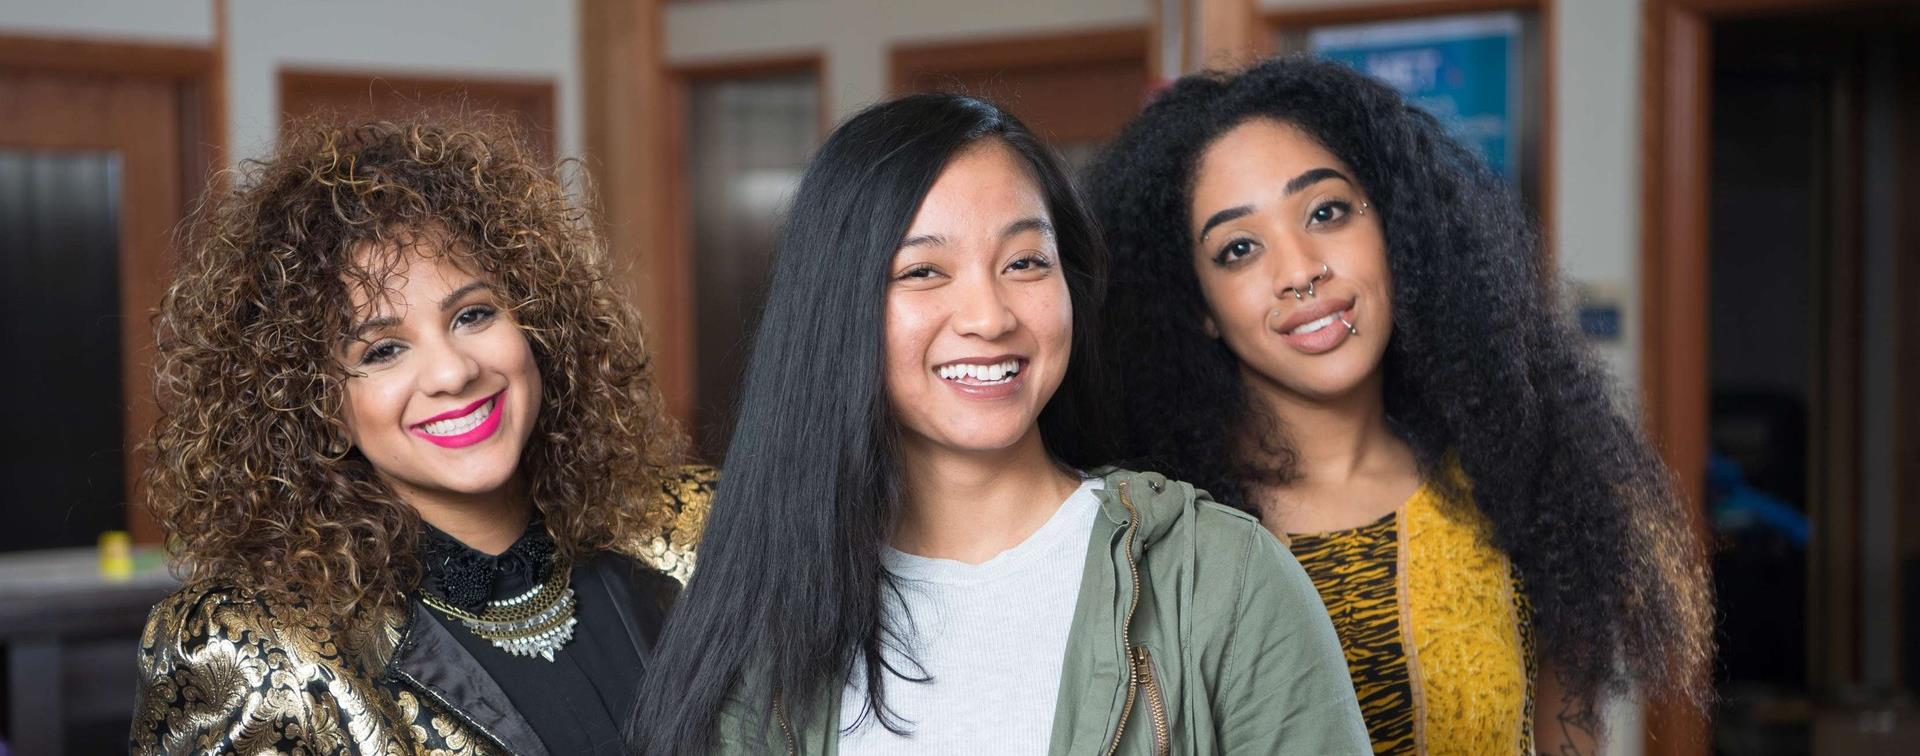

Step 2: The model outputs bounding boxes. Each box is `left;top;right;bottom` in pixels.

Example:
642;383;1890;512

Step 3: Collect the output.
149;115;684;617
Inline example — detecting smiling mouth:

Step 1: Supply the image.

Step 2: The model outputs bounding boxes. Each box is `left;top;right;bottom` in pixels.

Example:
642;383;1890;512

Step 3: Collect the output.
1288;312;1345;336
935;358;1025;386
412;391;502;437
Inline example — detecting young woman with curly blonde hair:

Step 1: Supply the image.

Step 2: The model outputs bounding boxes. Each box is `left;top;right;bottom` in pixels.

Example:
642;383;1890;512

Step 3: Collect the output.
132;117;713;756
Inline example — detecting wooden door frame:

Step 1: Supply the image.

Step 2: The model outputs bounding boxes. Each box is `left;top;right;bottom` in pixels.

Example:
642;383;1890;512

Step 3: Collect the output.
661;55;826;434
0;33;225;545
1644;3;1911;754
276;68;559;158
1265;0;1556;247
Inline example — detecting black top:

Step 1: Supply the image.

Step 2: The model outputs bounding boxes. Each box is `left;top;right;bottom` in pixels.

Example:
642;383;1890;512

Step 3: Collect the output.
418;522;648;755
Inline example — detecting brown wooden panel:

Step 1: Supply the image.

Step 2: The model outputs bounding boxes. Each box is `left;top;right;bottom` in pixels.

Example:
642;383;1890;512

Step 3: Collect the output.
891;27;1150;147
1264;0;1538;28
278;70;557;160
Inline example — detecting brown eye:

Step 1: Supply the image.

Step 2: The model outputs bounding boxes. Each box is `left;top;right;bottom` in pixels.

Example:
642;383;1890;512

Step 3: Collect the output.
1308;201;1352;227
1006;253;1053;273
453;305;496;329
1212;238;1256;266
360;341;403;366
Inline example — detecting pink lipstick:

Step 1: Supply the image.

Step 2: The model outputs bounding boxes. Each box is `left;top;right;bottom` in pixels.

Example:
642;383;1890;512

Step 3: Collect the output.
410;390;505;449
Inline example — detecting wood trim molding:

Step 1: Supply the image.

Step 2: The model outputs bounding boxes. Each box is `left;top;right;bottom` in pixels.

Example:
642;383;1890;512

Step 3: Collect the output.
889;26;1149;93
1263;0;1539;28
1193;0;1267;71
582;0;692;424
0;34;216;78
1637;9;1713;755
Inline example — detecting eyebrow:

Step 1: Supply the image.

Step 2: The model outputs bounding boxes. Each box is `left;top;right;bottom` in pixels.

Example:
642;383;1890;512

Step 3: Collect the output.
1196;167;1355;241
899;216;1055;250
346;280;490;342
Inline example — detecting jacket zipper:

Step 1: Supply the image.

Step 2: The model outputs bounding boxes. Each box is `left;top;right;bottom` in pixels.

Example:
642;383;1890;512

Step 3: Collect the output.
1103;478;1170;755
774;690;798;756
1135;647;1171;756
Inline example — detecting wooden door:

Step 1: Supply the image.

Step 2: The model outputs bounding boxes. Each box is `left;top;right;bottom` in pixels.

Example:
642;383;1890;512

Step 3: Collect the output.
0;44;216;546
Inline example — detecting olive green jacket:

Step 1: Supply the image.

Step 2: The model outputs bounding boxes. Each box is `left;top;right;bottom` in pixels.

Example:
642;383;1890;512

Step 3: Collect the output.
717;468;1370;755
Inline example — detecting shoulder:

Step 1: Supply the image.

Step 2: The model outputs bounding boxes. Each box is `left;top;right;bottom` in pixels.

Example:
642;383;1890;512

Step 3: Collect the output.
142;582;305;654
1096;466;1266;548
140;581;392;672
134;582;410;753
619;464;719;584
1100;467;1319;616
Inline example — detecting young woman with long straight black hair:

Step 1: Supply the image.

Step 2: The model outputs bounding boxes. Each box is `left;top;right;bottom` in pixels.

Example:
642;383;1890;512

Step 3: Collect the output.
628;93;1370;755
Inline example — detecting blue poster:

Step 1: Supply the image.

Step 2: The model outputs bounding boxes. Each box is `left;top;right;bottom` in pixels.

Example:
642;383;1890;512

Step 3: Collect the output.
1309;13;1523;181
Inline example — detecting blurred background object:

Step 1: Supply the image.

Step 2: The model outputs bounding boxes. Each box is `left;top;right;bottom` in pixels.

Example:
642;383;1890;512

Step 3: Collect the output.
0;0;1914;753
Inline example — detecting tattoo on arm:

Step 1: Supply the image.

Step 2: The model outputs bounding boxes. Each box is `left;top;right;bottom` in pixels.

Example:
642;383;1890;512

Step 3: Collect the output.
1547;688;1600;756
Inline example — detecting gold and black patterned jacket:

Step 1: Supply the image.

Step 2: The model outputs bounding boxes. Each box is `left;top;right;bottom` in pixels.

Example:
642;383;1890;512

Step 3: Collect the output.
130;465;716;756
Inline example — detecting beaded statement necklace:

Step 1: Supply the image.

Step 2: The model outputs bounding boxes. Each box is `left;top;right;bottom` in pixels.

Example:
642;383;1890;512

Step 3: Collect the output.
420;554;579;661
419;521;579;661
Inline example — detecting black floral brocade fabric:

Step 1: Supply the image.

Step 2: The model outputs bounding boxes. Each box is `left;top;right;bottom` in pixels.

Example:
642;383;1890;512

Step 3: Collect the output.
130;465;719;755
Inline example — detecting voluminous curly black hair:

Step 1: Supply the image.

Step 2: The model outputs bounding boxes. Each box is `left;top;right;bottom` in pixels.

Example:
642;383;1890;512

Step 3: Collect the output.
1085;55;1712;708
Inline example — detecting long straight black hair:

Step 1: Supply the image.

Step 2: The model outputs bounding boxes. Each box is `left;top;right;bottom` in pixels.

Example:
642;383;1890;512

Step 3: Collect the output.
629;93;1110;754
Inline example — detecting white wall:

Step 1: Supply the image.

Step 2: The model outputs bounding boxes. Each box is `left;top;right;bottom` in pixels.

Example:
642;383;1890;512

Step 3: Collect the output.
226;0;581;164
664;0;1152;119
0;0;583;166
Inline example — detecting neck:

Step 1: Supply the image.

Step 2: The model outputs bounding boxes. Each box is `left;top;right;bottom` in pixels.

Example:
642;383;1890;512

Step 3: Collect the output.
1243;366;1409;488
391;473;534;556
893;425;1081;564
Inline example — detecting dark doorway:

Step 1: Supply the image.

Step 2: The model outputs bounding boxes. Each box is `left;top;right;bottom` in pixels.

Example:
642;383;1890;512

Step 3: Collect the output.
1705;7;1920;754
0;151;125;552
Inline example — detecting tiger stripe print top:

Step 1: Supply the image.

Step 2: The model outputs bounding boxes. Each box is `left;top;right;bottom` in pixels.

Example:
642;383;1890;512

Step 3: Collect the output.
1288;480;1536;756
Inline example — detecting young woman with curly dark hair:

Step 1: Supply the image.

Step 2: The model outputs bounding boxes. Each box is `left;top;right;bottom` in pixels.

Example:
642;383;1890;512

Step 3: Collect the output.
629;93;1368;755
131;117;714;756
1084;56;1713;755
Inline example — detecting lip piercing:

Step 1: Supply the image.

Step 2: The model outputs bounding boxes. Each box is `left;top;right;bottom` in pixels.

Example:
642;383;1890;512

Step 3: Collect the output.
1337;314;1358;336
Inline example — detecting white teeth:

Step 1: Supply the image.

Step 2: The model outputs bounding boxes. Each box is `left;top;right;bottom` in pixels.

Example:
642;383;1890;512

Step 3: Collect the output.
1291;313;1339;335
936;359;1022;384
420;399;494;436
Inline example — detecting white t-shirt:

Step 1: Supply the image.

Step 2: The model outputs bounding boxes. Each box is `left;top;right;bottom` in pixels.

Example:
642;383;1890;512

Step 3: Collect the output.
836;477;1105;756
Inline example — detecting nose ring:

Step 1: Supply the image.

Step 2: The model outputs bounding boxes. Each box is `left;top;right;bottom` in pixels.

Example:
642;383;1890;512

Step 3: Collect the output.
1285;264;1334;301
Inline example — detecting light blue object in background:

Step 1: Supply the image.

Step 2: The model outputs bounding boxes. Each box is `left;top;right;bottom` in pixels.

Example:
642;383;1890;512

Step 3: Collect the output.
1310;13;1523;181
